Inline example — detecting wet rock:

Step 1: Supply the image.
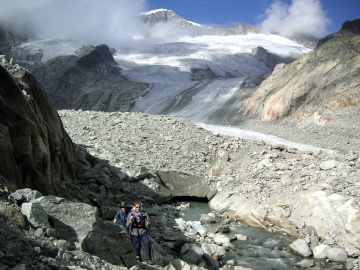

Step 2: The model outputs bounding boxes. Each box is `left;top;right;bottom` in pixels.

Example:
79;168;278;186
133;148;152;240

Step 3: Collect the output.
289;239;312;258
213;234;231;246
295;259;314;268
180;243;204;265
201;243;226;259
326;247;348;262
200;213;216;224
313;244;329;259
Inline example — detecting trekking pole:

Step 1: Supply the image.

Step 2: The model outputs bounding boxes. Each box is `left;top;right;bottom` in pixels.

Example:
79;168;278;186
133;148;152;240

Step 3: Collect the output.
147;226;154;262
128;222;133;239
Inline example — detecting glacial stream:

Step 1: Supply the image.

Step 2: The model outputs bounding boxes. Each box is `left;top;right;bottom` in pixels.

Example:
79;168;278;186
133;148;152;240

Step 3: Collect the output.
179;201;345;270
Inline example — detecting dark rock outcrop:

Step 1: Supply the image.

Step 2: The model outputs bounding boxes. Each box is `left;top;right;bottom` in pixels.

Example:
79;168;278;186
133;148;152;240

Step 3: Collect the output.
0;61;77;195
252;46;296;68
191;67;217;81
342;18;360;34
0;25;27;57
317;18;360;47
15;44;148;112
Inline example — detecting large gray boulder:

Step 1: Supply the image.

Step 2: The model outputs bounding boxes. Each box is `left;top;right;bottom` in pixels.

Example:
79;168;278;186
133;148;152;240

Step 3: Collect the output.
326;247;348;262
21;201;50;229
33;195;98;242
289;239;312;258
157;170;214;199
201;243;226;259
81;220;137;268
180;243;204;265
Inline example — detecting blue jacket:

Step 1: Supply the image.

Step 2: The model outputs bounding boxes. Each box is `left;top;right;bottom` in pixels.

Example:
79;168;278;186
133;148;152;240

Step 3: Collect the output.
114;210;128;228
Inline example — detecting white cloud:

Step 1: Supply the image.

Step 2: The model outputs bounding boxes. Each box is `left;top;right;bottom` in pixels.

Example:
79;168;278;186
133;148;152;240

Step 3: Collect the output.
0;0;149;47
261;0;330;37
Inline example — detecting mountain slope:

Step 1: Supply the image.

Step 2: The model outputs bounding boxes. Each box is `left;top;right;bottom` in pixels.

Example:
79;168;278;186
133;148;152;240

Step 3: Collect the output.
243;24;360;125
14;43;148;111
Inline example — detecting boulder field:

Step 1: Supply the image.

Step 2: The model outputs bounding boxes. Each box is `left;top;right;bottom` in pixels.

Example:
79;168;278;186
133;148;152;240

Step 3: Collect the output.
59;108;360;263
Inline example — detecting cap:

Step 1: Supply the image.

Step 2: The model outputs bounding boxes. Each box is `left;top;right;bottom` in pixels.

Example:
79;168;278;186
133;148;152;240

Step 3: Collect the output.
119;201;127;208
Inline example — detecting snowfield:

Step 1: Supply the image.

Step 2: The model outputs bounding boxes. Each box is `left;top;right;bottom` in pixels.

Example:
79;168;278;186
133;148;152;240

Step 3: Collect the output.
114;33;311;119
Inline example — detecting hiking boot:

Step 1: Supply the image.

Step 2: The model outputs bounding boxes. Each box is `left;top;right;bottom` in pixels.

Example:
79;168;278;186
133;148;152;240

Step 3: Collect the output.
136;256;142;262
147;260;153;265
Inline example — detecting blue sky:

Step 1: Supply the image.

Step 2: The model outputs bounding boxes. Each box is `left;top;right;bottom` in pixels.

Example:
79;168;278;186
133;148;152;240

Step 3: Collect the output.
146;0;359;36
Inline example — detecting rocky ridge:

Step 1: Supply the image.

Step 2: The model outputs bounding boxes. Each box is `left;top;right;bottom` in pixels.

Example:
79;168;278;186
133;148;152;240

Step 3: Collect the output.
13;43;148;112
243;20;360;131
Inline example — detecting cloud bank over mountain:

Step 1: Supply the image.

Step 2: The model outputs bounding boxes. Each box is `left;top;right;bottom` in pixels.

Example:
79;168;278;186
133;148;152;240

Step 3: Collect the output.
0;0;148;47
0;0;331;47
260;0;330;37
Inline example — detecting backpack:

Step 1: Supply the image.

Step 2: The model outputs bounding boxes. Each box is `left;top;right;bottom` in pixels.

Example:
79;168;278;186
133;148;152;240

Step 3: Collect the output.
130;209;147;229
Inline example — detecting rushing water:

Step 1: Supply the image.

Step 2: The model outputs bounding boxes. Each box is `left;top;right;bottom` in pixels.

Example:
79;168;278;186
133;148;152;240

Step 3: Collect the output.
179;200;345;270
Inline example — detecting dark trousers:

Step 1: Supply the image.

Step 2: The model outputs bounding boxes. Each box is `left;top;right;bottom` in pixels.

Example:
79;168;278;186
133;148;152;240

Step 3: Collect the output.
131;233;151;260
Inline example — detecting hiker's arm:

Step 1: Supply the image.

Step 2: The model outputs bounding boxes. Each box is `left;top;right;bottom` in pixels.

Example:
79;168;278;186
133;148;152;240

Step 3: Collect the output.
126;213;133;227
113;211;120;223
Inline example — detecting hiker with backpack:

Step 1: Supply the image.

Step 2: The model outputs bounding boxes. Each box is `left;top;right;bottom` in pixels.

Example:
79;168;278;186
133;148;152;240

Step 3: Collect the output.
113;201;129;229
126;200;153;265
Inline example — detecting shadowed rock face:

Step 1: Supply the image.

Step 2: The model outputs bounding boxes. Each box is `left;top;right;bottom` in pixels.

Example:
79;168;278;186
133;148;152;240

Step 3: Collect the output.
0;25;27;57
0;64;77;195
15;44;148;112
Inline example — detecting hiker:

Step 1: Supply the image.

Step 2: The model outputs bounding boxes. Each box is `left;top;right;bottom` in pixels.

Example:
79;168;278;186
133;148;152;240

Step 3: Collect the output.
126;201;153;265
113;201;129;229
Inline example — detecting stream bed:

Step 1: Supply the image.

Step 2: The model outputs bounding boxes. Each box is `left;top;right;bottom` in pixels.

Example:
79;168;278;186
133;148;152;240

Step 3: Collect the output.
179;200;345;270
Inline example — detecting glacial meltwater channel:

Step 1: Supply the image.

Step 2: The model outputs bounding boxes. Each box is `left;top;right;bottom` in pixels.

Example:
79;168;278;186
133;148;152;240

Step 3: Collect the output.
179;200;345;270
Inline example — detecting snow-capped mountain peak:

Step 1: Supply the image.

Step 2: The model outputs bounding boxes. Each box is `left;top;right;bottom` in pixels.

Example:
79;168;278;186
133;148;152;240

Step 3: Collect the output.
140;9;202;28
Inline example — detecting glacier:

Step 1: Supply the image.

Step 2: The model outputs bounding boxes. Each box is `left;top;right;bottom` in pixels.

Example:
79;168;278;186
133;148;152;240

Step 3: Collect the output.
114;33;311;115
112;33;331;152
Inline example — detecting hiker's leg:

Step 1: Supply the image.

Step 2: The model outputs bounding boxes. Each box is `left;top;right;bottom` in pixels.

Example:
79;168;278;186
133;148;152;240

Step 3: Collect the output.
141;233;151;260
131;235;141;258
